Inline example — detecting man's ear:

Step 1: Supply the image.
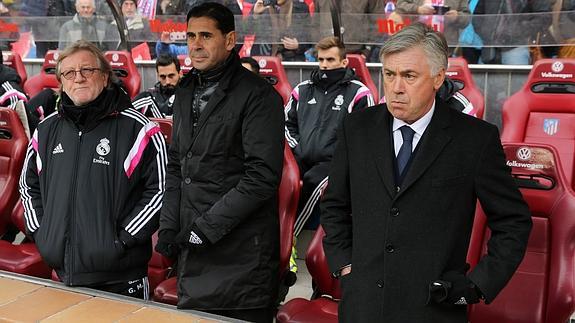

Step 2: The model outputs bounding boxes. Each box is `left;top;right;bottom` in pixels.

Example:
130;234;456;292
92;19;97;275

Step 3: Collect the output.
341;58;349;68
225;31;236;51
433;68;446;91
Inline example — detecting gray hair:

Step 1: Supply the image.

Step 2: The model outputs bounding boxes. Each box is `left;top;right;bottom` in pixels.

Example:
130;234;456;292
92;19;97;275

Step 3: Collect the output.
56;40;114;85
379;22;448;76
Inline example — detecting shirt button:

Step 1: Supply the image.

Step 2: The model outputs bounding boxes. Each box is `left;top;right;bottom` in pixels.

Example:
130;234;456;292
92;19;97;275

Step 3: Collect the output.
377;280;384;288
385;244;395;253
184;177;191;185
186;152;192;159
390;208;399;217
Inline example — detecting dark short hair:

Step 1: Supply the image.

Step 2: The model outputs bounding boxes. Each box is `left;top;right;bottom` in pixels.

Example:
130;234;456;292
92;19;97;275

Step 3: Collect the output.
155;54;180;72
186;2;235;34
315;36;346;60
240;57;259;74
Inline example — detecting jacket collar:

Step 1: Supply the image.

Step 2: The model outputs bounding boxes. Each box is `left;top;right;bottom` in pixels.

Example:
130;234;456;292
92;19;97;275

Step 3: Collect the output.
372;96;452;198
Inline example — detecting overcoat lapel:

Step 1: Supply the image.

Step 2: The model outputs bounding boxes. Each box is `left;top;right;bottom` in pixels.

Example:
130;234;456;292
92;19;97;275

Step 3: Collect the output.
397;101;452;198
371;107;396;197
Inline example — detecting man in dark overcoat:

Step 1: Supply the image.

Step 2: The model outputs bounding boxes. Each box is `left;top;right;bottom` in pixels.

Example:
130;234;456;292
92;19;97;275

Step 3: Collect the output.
155;2;285;322
321;22;532;323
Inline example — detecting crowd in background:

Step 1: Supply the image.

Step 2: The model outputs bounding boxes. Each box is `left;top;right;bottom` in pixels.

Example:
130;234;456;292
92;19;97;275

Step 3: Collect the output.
0;0;573;64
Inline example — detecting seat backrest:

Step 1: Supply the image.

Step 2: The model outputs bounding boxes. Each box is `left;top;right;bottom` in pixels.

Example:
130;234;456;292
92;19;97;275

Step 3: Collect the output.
467;143;575;323
10;201;25;234
177;55;193;75
2;51;27;86
149;118;173;145
104;51;142;99
346;54;379;102
0;108;28;235
306;225;342;299
278;142;301;278
23;50;60;98
500;59;575;186
253;56;292;105
446;57;485;119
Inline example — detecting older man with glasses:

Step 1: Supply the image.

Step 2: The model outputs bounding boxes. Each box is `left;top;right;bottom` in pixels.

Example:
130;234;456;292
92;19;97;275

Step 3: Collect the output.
19;40;167;300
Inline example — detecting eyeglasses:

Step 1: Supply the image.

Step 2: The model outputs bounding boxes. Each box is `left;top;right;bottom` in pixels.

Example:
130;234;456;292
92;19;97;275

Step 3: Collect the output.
60;67;101;80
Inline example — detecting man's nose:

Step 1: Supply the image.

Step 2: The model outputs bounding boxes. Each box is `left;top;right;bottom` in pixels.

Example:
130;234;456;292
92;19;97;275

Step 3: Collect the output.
392;77;405;93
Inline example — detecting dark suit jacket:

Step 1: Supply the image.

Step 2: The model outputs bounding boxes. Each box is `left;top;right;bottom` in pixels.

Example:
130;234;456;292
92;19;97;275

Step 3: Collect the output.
321;99;532;323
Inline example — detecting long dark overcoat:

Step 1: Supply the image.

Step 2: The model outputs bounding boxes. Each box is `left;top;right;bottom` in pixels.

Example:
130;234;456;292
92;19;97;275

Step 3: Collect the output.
160;53;285;310
321;99;532;322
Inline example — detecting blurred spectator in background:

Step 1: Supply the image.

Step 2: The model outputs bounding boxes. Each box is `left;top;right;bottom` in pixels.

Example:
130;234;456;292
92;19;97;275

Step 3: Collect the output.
157;0;183;15
276;0;317;62
58;0;111;50
155;31;188;57
341;0;388;61
20;0;71;57
132;54;180;118
551;0;575;58
473;0;553;64
396;0;470;56
457;0;482;63
107;0;154;56
241;56;260;73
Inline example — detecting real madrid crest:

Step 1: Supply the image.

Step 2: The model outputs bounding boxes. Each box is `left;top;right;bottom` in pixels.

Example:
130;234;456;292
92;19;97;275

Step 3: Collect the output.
96;138;111;156
334;94;344;106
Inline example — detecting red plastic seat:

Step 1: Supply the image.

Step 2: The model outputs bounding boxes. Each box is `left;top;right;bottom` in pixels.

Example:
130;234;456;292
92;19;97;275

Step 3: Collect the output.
253;56;292;104
467;143;575;323
346;54;379;103
446;57;485;119
154;141;302;305
500;58;575;185
0;202;51;278
2;51;27;86
177;55;193;75
149;118;173;144
23;50;60;98
276;226;340;323
0;108;28;236
148;231;175;296
104;51;142;99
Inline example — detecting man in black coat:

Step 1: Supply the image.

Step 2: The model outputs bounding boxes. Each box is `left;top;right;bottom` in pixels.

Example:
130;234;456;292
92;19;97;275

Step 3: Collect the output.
321;22;532;323
155;3;284;323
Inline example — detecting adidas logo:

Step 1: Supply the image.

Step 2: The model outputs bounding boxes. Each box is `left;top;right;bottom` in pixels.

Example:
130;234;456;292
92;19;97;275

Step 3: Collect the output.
52;143;64;154
307;98;317;104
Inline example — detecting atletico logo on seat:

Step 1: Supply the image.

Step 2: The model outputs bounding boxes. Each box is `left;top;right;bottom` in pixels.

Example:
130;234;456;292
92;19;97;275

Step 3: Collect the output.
543;119;559;136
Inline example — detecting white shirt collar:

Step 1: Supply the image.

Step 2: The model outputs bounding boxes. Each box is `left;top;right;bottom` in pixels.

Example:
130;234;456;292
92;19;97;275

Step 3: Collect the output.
392;100;435;137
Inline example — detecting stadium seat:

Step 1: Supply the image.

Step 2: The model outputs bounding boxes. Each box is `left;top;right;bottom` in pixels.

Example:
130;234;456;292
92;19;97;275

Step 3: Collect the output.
149;118;173;144
446;57;485;119
23;50;60;98
154;142;302;305
2;51;27;86
104;51;142;99
253;56;292;104
500;58;575;184
276;226;340;323
347;54;379;102
0;202;52;278
0;108;28;237
177;55;193;75
467;143;575;323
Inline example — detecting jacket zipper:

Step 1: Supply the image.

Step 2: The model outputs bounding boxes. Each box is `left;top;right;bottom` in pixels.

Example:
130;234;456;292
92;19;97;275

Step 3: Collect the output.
67;130;82;285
